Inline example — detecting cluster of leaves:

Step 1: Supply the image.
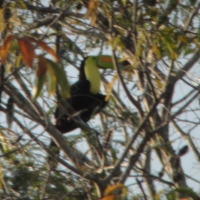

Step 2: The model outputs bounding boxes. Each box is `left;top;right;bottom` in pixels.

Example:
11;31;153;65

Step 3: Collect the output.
0;0;200;199
0;35;70;100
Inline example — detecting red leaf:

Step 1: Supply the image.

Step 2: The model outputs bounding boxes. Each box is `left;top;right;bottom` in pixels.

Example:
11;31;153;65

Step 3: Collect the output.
0;35;15;64
37;55;48;77
26;36;58;62
18;38;35;67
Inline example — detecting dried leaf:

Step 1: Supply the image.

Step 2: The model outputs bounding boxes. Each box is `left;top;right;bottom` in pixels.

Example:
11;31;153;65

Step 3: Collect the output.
0;35;15;64
37;55;48;77
18;37;35;67
85;0;99;25
85;0;97;17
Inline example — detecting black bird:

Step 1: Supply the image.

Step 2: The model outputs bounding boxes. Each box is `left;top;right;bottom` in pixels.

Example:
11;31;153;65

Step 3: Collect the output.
55;56;113;133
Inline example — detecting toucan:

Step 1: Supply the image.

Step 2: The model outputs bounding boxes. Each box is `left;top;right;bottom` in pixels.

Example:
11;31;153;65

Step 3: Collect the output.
49;55;127;165
55;55;123;133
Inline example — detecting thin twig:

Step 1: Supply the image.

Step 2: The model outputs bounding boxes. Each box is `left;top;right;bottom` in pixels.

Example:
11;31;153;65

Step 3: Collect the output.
136;178;148;200
112;50;143;117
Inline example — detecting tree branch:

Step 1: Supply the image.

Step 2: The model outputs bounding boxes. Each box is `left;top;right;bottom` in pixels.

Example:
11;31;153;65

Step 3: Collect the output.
112;50;143;117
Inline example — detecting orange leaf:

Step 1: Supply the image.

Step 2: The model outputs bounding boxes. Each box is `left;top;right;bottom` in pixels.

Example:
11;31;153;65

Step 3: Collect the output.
26;36;58;62
18;38;35;67
85;0;99;25
85;0;99;17
90;13;97;25
37;55;48;77
0;35;15;64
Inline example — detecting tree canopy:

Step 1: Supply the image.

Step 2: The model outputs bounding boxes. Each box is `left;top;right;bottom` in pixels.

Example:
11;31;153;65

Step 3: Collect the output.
0;0;200;199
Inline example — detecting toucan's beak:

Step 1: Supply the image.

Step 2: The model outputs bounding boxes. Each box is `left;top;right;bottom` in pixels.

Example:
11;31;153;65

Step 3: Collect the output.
97;55;130;69
99;55;113;63
96;55;113;69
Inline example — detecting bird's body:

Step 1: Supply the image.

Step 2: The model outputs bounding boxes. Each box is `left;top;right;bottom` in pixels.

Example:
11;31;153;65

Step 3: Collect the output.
54;82;107;133
54;57;108;133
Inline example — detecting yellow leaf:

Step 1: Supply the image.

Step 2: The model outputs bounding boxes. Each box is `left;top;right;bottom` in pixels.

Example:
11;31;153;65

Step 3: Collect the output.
46;61;57;96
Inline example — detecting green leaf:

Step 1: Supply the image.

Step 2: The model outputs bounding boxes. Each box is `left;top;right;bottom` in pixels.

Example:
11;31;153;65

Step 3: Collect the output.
46;61;57;96
31;75;46;101
47;60;70;99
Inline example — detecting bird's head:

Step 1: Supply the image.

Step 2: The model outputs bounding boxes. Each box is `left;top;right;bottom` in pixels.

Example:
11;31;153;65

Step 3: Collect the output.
82;55;129;94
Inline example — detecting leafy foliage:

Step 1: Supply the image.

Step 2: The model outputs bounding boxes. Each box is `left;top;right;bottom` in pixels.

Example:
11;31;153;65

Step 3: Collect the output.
0;0;200;199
